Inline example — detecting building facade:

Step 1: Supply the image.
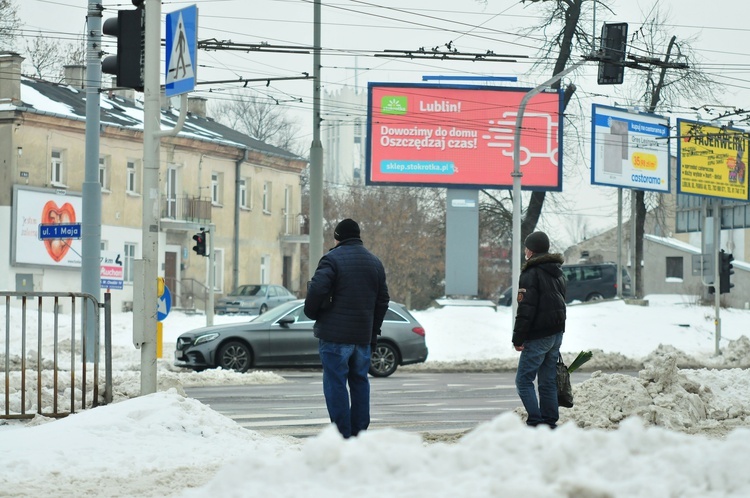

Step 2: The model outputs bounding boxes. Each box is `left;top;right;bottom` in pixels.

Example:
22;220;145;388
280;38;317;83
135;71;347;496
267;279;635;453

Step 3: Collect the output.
322;86;367;186
0;52;308;313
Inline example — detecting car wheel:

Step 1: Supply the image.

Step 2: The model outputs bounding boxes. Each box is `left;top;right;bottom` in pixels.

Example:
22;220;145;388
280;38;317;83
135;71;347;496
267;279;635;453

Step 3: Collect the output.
586;292;604;302
259;304;268;315
217;341;252;373
369;342;400;377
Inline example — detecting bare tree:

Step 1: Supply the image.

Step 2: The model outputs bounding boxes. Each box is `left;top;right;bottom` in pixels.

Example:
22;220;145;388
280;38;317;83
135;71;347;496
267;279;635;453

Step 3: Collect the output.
624;6;720;297
0;0;21;51
480;0;612;261
212;92;305;155
25;32;60;79
24;30;86;82
324;186;446;309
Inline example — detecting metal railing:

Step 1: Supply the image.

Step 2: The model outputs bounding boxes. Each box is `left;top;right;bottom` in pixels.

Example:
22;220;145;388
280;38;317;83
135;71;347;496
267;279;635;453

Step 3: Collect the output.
161;195;212;224
173;278;209;312
1;292;112;419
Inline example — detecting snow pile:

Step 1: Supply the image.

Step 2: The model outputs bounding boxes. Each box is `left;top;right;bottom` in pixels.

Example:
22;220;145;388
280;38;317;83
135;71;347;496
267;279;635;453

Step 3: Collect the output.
560;353;750;437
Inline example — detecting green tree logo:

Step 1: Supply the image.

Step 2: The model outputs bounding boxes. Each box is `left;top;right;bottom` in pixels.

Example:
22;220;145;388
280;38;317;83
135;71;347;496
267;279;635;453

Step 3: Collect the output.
381;96;407;115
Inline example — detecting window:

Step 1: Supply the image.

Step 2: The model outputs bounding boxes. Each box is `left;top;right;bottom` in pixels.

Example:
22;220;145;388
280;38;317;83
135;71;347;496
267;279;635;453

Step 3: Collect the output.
51;150;64;185
126;160;139;194
211;172;224;205
260;254;270;284
262;181;272;213
123;243;136;283
666;257;684;280
99;156;110;191
208;248;224;291
239;178;248;208
283;185;291;233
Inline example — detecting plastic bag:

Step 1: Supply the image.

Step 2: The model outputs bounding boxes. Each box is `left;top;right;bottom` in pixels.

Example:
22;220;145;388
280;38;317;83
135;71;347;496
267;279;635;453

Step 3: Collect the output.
557;354;574;408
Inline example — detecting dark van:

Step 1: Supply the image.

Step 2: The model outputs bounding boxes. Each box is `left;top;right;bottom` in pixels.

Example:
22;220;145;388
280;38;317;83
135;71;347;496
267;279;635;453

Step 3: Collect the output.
562;262;632;302
496;262;632;305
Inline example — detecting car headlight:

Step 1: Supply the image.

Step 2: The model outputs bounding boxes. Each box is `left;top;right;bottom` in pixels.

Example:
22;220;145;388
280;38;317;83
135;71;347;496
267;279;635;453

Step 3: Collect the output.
194;333;219;345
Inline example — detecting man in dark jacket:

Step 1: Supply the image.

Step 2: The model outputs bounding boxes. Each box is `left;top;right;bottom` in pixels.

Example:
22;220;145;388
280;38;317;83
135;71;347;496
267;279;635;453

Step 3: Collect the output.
512;231;566;428
304;218;389;438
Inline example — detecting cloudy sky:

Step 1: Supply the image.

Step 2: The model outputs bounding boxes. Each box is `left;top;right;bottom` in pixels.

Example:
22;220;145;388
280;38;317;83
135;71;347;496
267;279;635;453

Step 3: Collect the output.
13;0;750;243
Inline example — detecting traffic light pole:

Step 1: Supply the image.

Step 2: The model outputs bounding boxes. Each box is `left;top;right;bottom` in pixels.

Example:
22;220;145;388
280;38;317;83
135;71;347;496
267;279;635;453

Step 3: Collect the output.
83;1;103;362
207;226;215;327
511;60;586;322
713;201;721;356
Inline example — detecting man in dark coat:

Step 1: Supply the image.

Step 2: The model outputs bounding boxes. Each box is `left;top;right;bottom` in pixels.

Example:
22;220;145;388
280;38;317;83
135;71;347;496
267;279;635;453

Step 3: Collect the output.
512;231;567;428
304;218;389;438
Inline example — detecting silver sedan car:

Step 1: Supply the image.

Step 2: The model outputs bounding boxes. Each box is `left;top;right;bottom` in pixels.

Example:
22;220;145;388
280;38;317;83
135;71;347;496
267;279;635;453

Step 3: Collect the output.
175;299;428;377
214;284;296;315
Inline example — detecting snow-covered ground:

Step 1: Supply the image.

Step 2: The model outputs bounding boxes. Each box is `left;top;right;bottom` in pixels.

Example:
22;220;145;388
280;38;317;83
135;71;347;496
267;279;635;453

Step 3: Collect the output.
2;295;750;497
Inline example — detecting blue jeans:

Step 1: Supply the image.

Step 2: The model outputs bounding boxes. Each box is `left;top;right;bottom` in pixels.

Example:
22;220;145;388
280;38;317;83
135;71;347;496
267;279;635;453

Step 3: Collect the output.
319;340;372;438
515;332;563;427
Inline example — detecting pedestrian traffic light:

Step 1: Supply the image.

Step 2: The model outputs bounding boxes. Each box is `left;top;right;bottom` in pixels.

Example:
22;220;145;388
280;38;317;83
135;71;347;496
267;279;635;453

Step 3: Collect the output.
597;22;628;85
719;250;735;294
102;4;145;91
192;231;206;257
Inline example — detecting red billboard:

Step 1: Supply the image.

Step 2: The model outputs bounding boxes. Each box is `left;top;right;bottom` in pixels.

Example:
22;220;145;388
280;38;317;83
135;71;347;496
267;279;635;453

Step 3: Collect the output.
366;83;563;190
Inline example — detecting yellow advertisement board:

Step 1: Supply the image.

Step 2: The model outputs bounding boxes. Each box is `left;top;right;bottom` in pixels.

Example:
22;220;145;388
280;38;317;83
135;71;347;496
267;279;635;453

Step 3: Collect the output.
677;119;749;200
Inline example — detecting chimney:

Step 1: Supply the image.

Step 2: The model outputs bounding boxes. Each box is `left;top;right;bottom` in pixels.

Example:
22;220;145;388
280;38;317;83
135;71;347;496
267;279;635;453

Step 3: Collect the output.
0;52;25;104
105;76;135;102
63;64;86;89
188;96;207;118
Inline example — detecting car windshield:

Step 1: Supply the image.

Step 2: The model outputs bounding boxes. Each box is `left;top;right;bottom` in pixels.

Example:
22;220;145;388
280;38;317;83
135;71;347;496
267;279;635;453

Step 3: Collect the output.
250;300;303;323
228;285;265;297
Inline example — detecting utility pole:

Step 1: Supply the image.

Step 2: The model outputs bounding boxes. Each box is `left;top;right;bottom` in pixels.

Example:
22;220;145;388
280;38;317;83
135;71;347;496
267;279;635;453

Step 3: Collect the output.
309;0;324;277
137;0;162;395
135;0;188;395
82;1;103;362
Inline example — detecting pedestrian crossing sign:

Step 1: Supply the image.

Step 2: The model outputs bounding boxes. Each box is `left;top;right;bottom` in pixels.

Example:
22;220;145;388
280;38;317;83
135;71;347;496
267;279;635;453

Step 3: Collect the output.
165;5;198;97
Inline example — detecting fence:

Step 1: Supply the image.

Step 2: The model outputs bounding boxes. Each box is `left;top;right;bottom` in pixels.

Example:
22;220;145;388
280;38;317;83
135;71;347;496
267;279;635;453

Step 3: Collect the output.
1;292;112;419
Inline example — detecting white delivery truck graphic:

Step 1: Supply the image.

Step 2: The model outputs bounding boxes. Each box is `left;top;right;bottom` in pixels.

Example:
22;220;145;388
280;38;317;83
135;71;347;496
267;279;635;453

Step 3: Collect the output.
482;112;559;166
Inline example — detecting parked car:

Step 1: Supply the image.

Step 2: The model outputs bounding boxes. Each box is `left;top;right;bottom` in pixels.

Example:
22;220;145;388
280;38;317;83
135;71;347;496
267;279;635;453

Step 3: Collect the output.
214;284;296;315
564;263;632;302
497;262;632;306
175;299;428;377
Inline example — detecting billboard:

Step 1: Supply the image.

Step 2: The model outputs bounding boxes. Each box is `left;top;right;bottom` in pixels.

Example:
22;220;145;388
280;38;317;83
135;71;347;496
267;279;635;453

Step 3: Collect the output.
366;83;563;190
12;186;83;268
591;104;670;192
677;119;749;201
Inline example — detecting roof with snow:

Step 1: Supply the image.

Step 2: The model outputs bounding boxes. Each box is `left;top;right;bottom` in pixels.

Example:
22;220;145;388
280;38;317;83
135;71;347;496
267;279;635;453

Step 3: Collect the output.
6;76;305;163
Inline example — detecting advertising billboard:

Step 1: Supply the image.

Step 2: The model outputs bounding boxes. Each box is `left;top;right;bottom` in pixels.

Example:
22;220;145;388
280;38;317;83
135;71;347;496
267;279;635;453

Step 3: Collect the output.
677;119;749;201
591;104;670;192
12;186;83;268
366;83;563;190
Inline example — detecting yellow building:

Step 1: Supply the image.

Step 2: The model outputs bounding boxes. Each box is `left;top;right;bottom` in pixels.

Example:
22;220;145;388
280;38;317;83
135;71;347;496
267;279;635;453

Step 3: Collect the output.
0;52;308;313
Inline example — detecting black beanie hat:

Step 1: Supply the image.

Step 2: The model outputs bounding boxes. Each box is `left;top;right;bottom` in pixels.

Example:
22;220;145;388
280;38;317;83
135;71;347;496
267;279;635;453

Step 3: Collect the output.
334;218;361;241
524;231;550;253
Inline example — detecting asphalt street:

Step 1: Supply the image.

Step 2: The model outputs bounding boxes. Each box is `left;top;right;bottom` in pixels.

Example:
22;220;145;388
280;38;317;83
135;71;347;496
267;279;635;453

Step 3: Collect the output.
185;370;590;438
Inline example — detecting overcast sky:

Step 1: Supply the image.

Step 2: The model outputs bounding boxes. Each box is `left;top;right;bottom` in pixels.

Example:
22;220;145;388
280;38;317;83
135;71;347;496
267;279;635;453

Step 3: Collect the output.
14;0;750;247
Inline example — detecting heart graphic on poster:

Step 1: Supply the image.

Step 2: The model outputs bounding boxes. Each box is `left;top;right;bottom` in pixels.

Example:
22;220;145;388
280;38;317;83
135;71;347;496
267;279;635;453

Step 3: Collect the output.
42;200;77;262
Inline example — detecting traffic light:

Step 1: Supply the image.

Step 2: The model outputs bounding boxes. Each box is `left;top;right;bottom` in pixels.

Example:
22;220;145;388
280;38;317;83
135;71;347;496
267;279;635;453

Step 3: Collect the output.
102;4;145;91
597;22;628;85
192;231;206;257
719;250;735;294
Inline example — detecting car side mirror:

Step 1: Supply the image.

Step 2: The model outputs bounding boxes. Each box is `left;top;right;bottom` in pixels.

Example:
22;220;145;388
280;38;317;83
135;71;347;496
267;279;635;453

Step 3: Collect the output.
278;316;295;327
